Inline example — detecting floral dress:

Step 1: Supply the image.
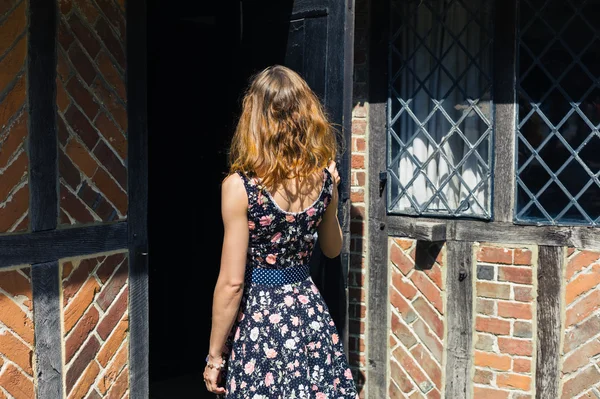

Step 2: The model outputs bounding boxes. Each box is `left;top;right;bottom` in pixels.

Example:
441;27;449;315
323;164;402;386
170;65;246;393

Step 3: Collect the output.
222;168;359;399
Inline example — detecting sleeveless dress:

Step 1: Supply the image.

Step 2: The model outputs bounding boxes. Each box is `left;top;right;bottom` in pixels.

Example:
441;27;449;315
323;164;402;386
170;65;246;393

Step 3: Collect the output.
222;168;359;399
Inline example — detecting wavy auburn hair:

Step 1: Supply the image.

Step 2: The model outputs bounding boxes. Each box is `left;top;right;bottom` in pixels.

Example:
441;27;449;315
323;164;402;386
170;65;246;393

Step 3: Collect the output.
228;65;340;190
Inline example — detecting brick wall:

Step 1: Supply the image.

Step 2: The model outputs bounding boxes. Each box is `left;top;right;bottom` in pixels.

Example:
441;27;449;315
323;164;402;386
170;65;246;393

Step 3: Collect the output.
473;244;536;399
57;0;128;226
0;266;35;398
0;0;29;233
62;251;129;398
389;238;445;399
349;0;369;395
561;249;600;398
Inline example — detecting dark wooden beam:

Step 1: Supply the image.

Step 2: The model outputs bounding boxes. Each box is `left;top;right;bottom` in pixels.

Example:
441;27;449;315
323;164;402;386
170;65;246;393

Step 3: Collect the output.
390;220;447;242
387;216;600;250
445;241;474;399
366;0;389;394
536;245;563;399
27;0;58;231
0;222;127;268
126;0;149;395
492;0;517;222
32;261;63;399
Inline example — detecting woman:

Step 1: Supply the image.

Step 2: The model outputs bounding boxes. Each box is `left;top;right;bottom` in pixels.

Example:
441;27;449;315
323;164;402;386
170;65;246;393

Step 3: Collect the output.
204;65;358;398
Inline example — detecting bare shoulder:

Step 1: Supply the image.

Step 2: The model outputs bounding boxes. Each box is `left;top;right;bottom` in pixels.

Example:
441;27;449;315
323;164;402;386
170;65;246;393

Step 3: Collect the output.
221;173;248;211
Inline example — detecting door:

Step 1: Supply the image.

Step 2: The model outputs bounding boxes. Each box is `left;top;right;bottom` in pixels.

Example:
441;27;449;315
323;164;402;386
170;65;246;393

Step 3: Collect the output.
146;1;354;398
240;0;355;343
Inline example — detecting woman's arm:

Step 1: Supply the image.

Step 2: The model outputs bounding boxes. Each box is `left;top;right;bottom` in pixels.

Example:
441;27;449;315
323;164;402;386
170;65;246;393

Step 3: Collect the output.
317;161;342;258
204;173;249;394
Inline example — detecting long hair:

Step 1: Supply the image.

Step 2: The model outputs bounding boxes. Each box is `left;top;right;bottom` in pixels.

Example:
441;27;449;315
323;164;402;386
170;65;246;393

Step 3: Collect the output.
228;65;340;190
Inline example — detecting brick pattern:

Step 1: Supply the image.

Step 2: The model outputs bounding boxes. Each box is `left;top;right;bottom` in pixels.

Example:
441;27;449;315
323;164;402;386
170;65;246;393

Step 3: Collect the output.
57;0;128;225
473;244;536;399
0;266;35;398
349;0;369;395
0;0;29;233
389;238;445;399
561;249;600;399
62;251;129;398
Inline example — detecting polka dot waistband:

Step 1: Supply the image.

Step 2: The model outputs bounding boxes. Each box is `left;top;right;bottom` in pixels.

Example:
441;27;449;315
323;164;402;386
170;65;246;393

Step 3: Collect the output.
247;265;310;286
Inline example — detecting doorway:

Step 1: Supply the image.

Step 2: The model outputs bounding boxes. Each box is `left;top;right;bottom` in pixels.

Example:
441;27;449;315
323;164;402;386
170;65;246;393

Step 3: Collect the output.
147;1;244;397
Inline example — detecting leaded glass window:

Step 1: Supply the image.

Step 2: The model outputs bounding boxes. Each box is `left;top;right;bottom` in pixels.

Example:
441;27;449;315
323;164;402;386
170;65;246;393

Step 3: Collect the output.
387;0;494;218
517;0;600;226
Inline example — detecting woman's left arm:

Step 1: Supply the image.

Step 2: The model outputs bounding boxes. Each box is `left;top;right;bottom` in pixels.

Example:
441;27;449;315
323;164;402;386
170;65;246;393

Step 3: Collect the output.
204;173;249;395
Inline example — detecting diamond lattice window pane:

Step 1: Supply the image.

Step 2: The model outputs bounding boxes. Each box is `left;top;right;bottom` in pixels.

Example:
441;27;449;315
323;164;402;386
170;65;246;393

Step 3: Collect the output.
387;0;493;218
516;0;600;225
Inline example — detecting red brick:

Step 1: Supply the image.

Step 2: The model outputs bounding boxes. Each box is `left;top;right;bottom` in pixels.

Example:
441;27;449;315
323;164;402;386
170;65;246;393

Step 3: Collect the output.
497;301;532;320
564;315;600;353
64;276;100;333
412;296;444;339
389;361;414;394
0;35;26;95
0;363;34;399
566;289;600;327
478;246;513;265
350;189;364;203
95;0;126;38
561;365;600;399
94;18;125;68
354;137;366;152
65;306;99;363
412;319;443;363
97;316;128;367
566;263;600;304
68;42;97;85
391;243;414;275
514;248;533;265
410;272;443;314
475;316;511;335
0;293;33;345
424;263;443;290
391;269;417;299
390;289;417;323
352;119;366;135
474;351;512;371
67;12;101;58
0;111;27;169
355;171;366;186
391;345;433;393
0;184;29;232
0;2;26;50
104;366;128;399
395;238;414;251
98;343;128;394
0;329;32;374
566;250;600;280
410;344;442;389
62;258;97;305
473;386;509;399
496;373;531;391
351;154;364;169
514;286;533;302
74;0;100;24
475;333;495;351
498;337;532;356
94;111;127;160
0;149;27;201
92;167;128;215
514;321;533;339
474;368;493;384
562;338;600;374
68;361;100;399
64;105;100;150
476;298;495;316
352;103;367;118
513;358;531;373
498;266;532;285
60;149;82;190
65;336;100;393
66;76;100;120
97;286;128;339
0;269;31;301
390;311;417;348
60;184;96;224
477;281;511;300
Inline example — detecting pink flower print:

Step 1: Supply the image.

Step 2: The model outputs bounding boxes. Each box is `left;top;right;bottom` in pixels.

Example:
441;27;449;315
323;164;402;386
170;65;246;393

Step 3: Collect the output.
286;214;295;222
266;254;277;264
311;285;319;294
265;348;277;359
329;320;335;326
308;342;316;350
293;287;299;294
327;353;331;364
263;309;269;315
292;316;299;326
281;324;288;334
258;194;266;205
317;304;323;313
271;232;282;242
260;215;273;226
312;385;318;391
230;378;236;393
269;313;281;323
294;359;299;367
231;350;236;360
287;362;294;371
294;370;301;377
244;361;255;375
235;327;240;340
306;207;316;216
298;295;309;304
248;220;256;230
345;368;353;379
252;312;263;322
316;341;321;349
332;333;339;344
284;295;294;306
240;381;247;389
308;307;315;316
316;393;327;399
334;378;340;388
265;372;274;387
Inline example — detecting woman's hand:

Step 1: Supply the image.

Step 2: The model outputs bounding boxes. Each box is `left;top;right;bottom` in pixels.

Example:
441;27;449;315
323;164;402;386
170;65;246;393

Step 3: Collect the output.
203;357;226;395
327;160;340;207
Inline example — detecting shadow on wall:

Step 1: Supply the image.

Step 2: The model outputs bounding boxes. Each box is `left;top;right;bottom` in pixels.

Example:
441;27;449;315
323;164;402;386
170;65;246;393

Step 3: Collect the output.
349;201;366;392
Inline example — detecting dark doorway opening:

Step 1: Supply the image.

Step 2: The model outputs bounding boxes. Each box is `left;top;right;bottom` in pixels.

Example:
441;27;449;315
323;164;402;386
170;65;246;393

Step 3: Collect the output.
147;2;244;397
146;1;345;397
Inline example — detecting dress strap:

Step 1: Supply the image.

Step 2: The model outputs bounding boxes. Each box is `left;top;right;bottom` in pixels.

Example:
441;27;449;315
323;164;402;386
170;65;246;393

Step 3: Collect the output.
235;171;259;206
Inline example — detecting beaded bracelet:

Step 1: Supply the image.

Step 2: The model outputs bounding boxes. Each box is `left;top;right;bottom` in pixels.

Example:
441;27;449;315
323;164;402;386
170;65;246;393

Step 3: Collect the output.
205;355;226;370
